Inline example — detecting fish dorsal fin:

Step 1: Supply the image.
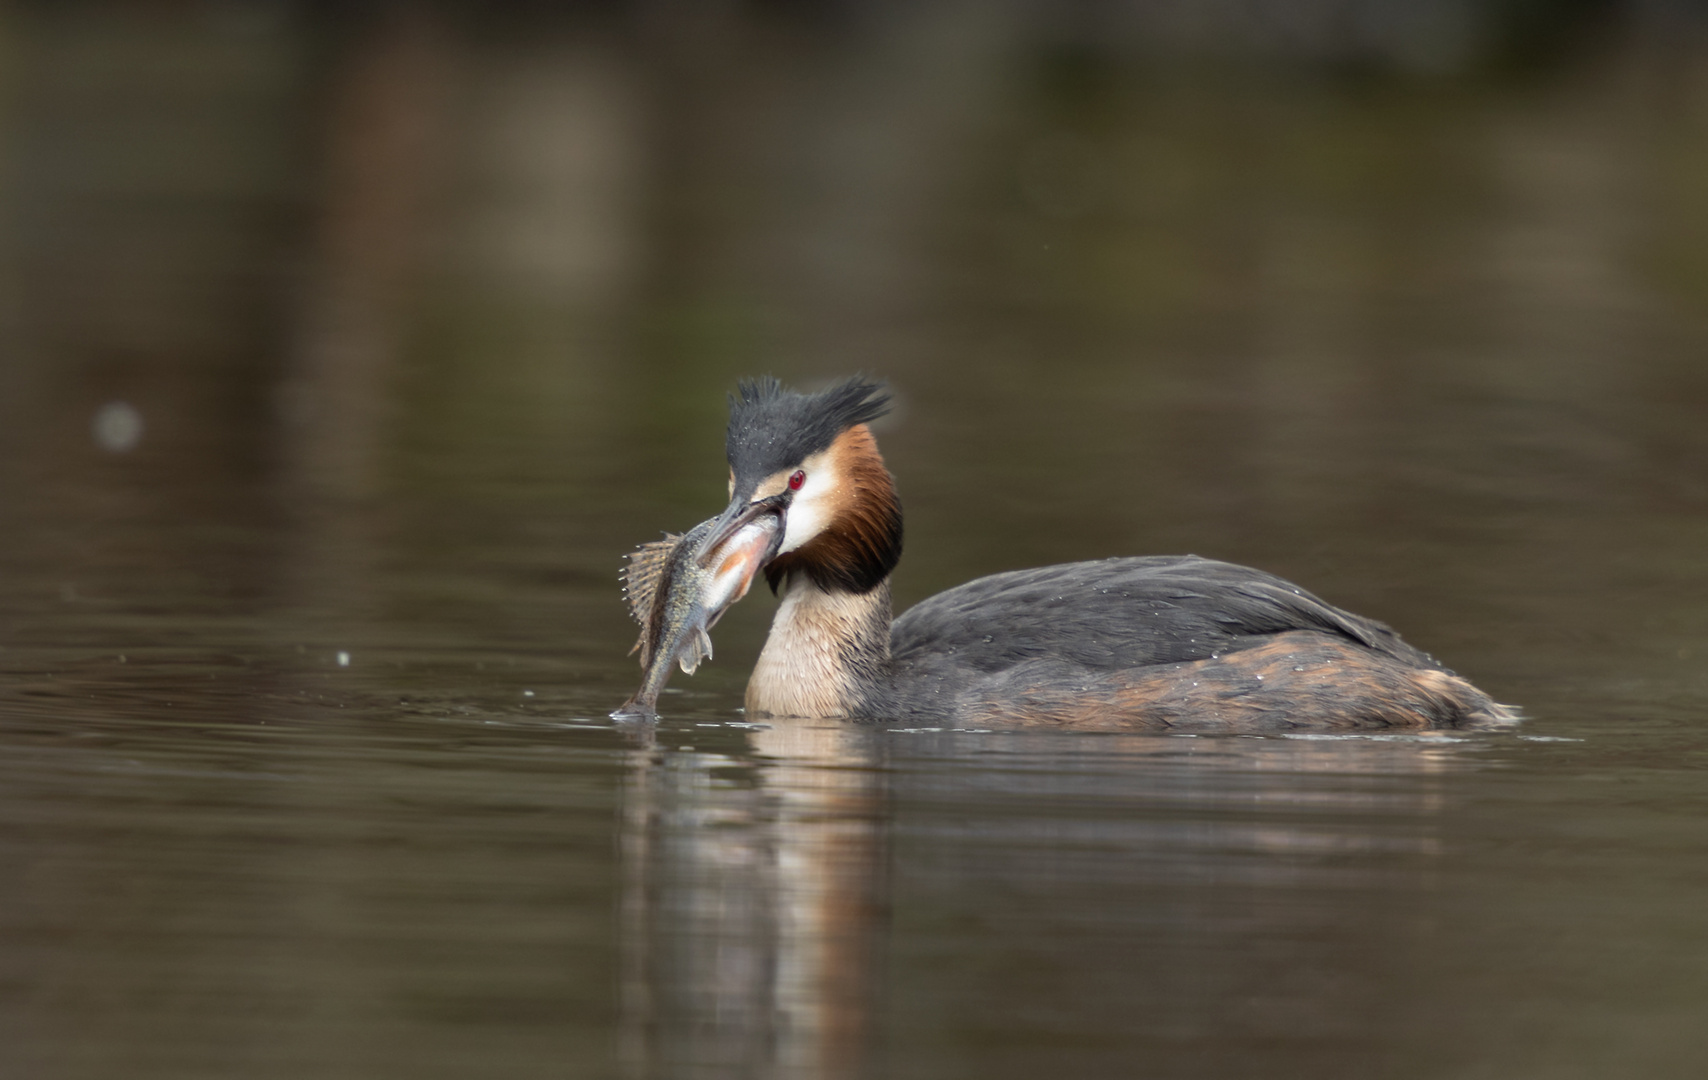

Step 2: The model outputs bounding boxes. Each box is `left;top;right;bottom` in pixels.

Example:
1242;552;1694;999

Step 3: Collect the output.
622;532;684;668
623;534;681;625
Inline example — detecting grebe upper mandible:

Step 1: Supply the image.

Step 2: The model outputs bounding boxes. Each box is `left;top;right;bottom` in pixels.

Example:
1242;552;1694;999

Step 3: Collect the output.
690;376;1512;730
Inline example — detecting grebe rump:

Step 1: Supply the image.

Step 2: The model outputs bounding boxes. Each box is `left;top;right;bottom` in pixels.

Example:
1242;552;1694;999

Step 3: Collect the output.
618;377;1513;731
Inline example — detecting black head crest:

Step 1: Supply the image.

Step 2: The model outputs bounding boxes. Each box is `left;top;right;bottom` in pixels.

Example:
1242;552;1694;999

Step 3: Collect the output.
725;375;891;484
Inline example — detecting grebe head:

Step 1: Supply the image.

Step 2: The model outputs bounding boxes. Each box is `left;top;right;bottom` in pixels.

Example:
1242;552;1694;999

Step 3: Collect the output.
704;375;903;595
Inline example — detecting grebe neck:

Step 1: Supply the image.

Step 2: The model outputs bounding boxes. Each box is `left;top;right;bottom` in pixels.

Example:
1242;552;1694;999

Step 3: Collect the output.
745;572;892;719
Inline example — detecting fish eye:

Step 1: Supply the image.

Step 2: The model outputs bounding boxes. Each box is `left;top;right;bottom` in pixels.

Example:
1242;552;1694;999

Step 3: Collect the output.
788;470;806;491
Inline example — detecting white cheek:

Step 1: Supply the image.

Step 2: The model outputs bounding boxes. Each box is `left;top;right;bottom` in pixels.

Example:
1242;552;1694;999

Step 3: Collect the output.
779;478;833;553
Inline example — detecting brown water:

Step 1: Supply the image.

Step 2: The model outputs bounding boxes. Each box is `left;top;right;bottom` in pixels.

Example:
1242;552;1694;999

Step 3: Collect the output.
3;6;1708;1079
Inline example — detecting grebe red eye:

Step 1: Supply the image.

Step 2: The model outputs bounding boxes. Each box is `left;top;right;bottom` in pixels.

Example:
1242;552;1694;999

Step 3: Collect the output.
788;470;806;491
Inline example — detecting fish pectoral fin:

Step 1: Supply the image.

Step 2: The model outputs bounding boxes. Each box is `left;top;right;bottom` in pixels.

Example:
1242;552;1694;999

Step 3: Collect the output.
677;626;714;675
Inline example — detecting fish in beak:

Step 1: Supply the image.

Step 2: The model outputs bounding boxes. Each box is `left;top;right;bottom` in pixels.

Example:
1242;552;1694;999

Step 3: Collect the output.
610;505;782;721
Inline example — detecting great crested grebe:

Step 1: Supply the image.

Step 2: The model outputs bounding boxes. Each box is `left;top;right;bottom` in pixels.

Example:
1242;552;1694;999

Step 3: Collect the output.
643;376;1512;730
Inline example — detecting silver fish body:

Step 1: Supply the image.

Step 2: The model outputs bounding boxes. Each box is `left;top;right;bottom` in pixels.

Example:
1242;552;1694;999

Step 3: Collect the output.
612;513;780;720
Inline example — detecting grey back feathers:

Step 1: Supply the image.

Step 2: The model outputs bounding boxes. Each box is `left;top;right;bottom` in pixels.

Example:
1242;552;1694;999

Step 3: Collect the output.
890;555;1434;675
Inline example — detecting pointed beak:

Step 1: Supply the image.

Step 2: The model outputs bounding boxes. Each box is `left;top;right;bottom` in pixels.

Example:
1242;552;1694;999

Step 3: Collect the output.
698;490;787;570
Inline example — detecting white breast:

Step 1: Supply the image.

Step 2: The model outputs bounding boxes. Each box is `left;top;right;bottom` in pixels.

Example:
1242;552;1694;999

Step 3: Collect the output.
745;578;864;718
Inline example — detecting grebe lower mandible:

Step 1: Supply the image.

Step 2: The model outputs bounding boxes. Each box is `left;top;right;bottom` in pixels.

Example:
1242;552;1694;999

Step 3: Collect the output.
684;375;1513;731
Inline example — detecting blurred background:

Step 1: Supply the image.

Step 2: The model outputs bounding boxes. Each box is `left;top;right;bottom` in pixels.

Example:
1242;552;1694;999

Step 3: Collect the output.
3;0;1707;686
3;2;1708;1078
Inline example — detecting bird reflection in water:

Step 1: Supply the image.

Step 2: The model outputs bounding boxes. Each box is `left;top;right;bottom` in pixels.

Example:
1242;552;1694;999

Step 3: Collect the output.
618;719;888;1080
616;719;1481;1078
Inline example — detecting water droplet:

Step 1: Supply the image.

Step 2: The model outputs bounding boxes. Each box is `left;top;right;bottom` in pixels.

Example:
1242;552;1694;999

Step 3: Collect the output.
93;401;144;453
